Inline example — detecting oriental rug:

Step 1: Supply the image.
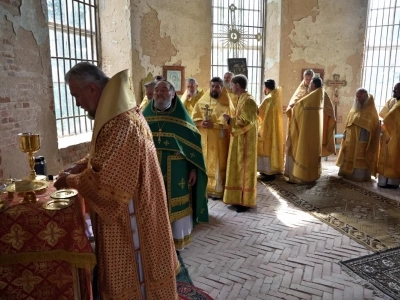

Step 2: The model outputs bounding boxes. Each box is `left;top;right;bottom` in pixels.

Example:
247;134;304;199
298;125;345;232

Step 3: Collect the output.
261;175;400;252
177;282;214;300
177;252;214;300
340;246;400;300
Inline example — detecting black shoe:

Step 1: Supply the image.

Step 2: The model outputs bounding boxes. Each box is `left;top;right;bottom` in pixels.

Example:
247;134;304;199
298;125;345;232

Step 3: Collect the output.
379;184;399;189
235;205;250;213
261;174;276;182
211;196;222;200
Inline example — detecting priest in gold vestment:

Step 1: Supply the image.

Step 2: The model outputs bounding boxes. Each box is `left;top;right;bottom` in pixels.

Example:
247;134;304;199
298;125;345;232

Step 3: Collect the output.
284;77;323;183
321;91;336;157
181;77;205;116
223;75;258;213
139;75;164;111
55;63;179;299
336;89;380;181
285;69;314;118
224;71;238;107
377;82;400;188
257;79;284;181
139;81;154;110
192;77;235;199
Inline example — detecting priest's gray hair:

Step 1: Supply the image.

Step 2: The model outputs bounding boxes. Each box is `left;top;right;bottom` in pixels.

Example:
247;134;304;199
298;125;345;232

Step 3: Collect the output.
224;71;234;77
144;81;156;88
155;80;176;93
303;69;315;77
186;78;198;86
65;62;109;88
356;87;368;94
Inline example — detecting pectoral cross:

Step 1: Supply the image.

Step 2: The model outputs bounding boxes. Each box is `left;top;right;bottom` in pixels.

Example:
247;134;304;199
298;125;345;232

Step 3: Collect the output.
157;129;162;144
202;104;212;120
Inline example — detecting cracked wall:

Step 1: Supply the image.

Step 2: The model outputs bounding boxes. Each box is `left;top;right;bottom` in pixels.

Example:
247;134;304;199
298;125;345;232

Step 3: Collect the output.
266;0;368;133
0;0;59;181
100;0;212;102
0;0;370;182
98;0;132;79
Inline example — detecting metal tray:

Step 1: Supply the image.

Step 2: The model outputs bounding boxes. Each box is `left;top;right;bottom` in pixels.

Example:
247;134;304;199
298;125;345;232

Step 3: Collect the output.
6;180;49;193
43;199;73;210
50;189;78;199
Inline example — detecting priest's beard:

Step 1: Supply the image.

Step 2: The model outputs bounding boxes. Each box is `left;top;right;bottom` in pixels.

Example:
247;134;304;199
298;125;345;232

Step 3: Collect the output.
210;91;220;99
154;98;172;111
353;98;369;111
223;82;231;89
187;90;197;97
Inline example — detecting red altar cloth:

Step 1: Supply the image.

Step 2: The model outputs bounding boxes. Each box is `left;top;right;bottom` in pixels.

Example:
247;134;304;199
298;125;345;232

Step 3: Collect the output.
0;185;96;300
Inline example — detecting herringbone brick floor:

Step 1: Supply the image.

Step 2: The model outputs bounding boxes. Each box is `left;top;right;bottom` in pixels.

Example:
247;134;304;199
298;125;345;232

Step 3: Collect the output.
180;157;400;300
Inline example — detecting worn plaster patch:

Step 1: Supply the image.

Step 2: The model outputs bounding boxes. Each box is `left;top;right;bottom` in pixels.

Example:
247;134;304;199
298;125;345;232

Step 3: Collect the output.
0;1;48;45
288;0;366;86
288;0;319;22
140;9;177;66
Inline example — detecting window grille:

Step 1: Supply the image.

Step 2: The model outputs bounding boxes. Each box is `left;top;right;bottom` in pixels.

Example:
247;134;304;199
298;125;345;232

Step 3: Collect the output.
47;0;99;137
362;0;400;110
211;0;265;103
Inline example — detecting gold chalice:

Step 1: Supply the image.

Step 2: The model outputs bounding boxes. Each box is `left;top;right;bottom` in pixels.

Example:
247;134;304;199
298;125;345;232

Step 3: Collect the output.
18;133;40;181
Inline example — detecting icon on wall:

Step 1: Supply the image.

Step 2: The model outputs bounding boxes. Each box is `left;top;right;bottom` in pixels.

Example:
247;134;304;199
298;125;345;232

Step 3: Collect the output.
228;58;248;78
163;66;185;94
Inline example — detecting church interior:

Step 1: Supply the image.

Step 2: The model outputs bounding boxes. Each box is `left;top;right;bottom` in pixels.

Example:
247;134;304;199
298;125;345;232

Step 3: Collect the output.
1;0;399;299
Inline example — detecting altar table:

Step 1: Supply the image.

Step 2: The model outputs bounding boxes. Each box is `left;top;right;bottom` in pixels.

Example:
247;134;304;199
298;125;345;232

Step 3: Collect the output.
0;185;96;300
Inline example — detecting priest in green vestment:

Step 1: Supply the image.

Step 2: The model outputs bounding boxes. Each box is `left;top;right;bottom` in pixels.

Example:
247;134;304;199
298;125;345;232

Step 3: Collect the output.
143;80;208;250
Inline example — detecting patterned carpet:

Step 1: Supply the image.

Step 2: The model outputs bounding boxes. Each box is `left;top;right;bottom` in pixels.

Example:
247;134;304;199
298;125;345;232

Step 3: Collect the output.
177;252;213;300
261;175;400;252
340;247;400;299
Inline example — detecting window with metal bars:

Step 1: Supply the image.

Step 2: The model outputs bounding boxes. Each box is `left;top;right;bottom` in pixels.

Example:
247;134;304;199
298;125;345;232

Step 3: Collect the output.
211;0;265;103
47;0;99;138
362;0;400;110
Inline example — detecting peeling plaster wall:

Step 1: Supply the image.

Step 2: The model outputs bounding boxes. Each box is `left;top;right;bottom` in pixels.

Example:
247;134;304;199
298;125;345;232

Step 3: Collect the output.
278;0;368;133
131;1;212;100
264;0;282;82
98;0;132;79
99;0;212;102
0;0;59;181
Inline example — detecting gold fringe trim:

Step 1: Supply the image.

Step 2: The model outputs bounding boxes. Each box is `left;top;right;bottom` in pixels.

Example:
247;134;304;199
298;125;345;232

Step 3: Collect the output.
0;249;96;269
170;207;192;223
146;115;199;134
171;195;190;207
174;235;192;250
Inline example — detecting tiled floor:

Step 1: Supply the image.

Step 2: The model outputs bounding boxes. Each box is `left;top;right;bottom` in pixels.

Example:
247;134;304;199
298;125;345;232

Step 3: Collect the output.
180;157;400;300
